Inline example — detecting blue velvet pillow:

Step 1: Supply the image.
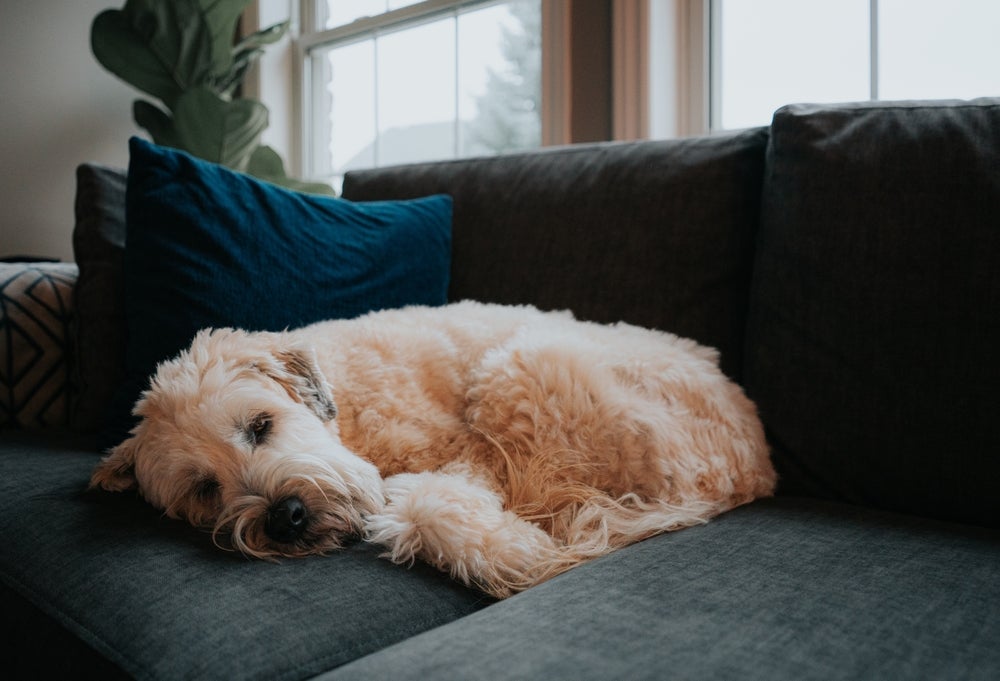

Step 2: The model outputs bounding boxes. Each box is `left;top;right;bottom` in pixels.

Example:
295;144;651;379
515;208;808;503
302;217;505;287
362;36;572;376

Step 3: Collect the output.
101;137;452;449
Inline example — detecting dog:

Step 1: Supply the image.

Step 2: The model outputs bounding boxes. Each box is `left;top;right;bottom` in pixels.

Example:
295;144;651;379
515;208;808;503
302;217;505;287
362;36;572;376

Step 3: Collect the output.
90;301;776;598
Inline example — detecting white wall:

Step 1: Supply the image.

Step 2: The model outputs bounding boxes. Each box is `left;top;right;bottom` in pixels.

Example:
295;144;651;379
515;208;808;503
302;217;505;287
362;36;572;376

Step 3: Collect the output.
0;0;138;262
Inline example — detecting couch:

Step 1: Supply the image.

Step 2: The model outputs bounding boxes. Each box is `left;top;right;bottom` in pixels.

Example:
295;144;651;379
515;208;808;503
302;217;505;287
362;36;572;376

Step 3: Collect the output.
2;99;998;680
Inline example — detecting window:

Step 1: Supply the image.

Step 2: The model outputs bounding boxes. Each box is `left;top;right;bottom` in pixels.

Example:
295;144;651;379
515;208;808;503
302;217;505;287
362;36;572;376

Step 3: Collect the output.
710;0;1000;130
245;0;999;182
298;0;541;190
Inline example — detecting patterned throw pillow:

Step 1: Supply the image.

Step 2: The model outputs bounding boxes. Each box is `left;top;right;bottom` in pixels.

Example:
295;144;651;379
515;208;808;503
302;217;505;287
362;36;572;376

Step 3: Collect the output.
0;262;78;428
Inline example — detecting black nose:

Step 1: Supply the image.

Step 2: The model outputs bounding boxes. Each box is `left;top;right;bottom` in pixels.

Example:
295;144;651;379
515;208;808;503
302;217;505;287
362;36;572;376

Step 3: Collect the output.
265;496;308;543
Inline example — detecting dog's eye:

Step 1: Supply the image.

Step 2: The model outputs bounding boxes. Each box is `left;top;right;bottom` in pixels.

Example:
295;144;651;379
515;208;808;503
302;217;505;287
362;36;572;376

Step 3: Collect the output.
194;476;220;502
246;412;273;447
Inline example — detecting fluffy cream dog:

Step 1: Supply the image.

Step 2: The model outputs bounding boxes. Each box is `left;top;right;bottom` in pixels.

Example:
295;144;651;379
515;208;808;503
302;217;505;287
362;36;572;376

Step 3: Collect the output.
91;301;775;598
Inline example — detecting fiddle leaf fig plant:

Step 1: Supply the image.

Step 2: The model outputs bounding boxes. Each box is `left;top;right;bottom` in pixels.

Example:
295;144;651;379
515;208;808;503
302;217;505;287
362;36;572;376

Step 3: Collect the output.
92;0;333;195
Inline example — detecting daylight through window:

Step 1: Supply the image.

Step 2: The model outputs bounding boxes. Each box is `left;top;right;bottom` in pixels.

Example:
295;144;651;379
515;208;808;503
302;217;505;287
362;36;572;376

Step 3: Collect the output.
302;0;541;190
712;0;1000;130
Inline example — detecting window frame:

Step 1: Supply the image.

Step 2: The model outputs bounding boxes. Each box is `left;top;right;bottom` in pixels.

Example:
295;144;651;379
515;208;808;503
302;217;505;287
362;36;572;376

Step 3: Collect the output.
248;0;1000;183
244;0;712;182
294;0;557;185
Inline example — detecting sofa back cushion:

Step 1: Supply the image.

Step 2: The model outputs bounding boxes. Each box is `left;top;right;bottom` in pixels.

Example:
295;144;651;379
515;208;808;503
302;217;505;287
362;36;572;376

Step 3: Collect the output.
343;129;768;381
71;163;127;432
744;99;1000;526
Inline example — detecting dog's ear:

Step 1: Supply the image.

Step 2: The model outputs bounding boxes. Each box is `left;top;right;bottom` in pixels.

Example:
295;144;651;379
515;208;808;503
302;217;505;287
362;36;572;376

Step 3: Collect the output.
266;348;338;422
89;440;138;492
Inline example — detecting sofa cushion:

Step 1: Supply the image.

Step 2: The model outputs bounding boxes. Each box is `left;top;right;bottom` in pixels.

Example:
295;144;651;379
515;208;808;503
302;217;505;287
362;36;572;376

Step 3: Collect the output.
0;431;490;679
71;163;127;433
100;138;453;450
0;262;78;428
745;99;1000;527
342;129;768;382
321;496;1000;681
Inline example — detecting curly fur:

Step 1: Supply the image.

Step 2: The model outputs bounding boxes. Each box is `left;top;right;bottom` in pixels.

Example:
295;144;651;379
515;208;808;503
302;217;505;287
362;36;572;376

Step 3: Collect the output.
90;301;776;598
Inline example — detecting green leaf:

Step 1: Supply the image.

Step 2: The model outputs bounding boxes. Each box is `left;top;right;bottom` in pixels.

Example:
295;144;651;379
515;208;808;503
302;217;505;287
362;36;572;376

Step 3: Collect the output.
120;0;214;95
247;146;335;195
245;144;285;177
96;0;253;102
172;86;268;170
132;99;182;149
195;0;255;81
274;176;337;196
91;9;182;106
233;20;289;53
213;19;289;96
215;46;264;98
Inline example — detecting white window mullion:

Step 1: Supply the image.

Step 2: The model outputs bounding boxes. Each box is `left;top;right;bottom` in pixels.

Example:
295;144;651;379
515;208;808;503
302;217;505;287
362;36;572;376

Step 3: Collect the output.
373;32;381;168
869;0;879;100
312;45;332;179
453;9;460;158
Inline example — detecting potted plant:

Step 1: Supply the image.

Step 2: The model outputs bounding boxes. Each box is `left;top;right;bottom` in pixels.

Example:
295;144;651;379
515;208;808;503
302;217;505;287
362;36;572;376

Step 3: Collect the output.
92;0;332;194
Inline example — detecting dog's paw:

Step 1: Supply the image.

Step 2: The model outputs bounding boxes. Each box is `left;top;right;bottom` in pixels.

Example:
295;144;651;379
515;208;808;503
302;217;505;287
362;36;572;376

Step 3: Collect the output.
364;471;498;569
364;469;562;597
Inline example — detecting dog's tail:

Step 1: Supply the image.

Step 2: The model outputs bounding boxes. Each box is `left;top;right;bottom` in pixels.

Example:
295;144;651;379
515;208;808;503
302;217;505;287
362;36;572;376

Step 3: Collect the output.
365;463;721;600
494;492;721;595
562;491;718;552
471;433;725;597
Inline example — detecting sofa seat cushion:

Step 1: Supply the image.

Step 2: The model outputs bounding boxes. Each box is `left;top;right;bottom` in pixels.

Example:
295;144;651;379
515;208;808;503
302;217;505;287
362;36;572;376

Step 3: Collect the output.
322;496;1000;681
0;431;490;679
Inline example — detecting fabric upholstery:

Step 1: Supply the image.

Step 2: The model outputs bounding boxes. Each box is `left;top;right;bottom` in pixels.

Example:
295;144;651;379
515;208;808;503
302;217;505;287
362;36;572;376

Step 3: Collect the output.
744;99;1000;527
0;262;78;428
71;163;128;433
100;138;453;450
324;496;1000;681
342;129;768;382
0;430;490;679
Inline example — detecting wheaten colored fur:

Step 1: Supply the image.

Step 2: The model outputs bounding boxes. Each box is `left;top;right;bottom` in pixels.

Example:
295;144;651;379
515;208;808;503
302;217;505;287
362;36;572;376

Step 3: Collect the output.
91;301;776;598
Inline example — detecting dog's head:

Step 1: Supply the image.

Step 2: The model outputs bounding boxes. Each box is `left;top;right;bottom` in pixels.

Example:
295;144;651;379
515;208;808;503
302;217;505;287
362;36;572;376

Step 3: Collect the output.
90;328;384;558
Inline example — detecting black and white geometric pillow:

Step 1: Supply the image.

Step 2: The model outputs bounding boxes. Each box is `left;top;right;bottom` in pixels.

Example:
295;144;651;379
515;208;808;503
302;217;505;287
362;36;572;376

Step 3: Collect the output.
0;263;78;428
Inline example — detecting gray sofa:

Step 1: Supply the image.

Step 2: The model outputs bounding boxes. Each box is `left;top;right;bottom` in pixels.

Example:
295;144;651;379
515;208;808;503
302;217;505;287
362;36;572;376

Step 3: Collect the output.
2;99;998;680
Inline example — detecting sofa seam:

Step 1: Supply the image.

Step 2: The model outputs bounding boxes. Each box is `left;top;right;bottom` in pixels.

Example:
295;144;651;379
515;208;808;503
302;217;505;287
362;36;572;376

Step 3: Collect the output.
271;611;494;681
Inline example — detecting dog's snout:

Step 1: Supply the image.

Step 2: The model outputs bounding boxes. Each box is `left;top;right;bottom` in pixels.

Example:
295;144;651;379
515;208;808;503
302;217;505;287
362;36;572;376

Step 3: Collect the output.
265;496;308;543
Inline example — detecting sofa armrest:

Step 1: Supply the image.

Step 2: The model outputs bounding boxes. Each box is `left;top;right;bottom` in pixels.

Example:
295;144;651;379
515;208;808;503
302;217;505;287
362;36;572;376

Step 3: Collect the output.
0;262;78;429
